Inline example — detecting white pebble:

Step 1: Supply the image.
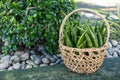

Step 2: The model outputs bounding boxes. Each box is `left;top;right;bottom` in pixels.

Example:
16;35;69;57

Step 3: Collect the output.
112;52;118;57
111;40;118;47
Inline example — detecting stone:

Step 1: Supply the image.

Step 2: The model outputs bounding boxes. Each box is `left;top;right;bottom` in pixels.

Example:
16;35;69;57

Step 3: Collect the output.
109;48;119;53
111;40;118;47
42;57;50;64
57;54;62;58
49;57;56;63
13;63;21;70
0;54;5;59
26;60;35;66
118;41;120;45
112;52;118;57
30;50;36;55
8;60;12;65
0;62;9;69
20;53;29;60
50;63;55;66
14;51;24;56
8;66;13;71
33;64;38;68
46;55;52;59
106;51;110;55
39;64;48;67
21;61;26;69
108;49;115;55
30;55;37;60
53;55;58;60
118;51;120;56
1;55;11;62
41;55;46;58
55;59;61;64
10;55;20;63
106;54;113;58
10;55;17;61
33;57;41;65
13;57;20;63
108;42;112;49
114;48;119;52
117;45;120;49
26;65;32;69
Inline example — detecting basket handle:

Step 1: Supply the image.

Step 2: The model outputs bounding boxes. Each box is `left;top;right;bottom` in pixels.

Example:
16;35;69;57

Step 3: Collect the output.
59;8;110;46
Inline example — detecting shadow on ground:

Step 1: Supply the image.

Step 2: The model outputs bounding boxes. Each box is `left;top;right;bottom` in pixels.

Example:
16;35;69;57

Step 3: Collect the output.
0;58;120;80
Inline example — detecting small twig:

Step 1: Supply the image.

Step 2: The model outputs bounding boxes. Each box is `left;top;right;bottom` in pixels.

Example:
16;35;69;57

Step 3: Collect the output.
31;24;34;28
26;7;36;15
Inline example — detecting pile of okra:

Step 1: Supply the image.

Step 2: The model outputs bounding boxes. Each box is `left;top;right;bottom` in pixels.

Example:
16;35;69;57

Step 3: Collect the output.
64;18;107;48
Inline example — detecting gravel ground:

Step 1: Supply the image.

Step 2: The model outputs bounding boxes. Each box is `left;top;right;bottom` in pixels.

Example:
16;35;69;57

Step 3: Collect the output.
0;39;119;71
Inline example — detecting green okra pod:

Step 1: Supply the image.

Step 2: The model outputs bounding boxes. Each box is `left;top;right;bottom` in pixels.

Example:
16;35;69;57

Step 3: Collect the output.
85;22;99;48
65;32;73;47
85;33;93;48
77;29;88;48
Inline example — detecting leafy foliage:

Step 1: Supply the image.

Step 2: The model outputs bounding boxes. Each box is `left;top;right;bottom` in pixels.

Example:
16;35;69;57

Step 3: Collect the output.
0;0;76;54
105;5;120;40
110;4;120;39
93;8;120;40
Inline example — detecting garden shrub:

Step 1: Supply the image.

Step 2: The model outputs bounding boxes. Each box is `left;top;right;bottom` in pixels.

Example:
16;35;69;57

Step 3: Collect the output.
0;0;76;54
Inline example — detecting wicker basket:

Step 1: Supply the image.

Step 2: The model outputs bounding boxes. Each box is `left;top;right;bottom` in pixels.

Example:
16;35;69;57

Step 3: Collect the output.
59;8;110;74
